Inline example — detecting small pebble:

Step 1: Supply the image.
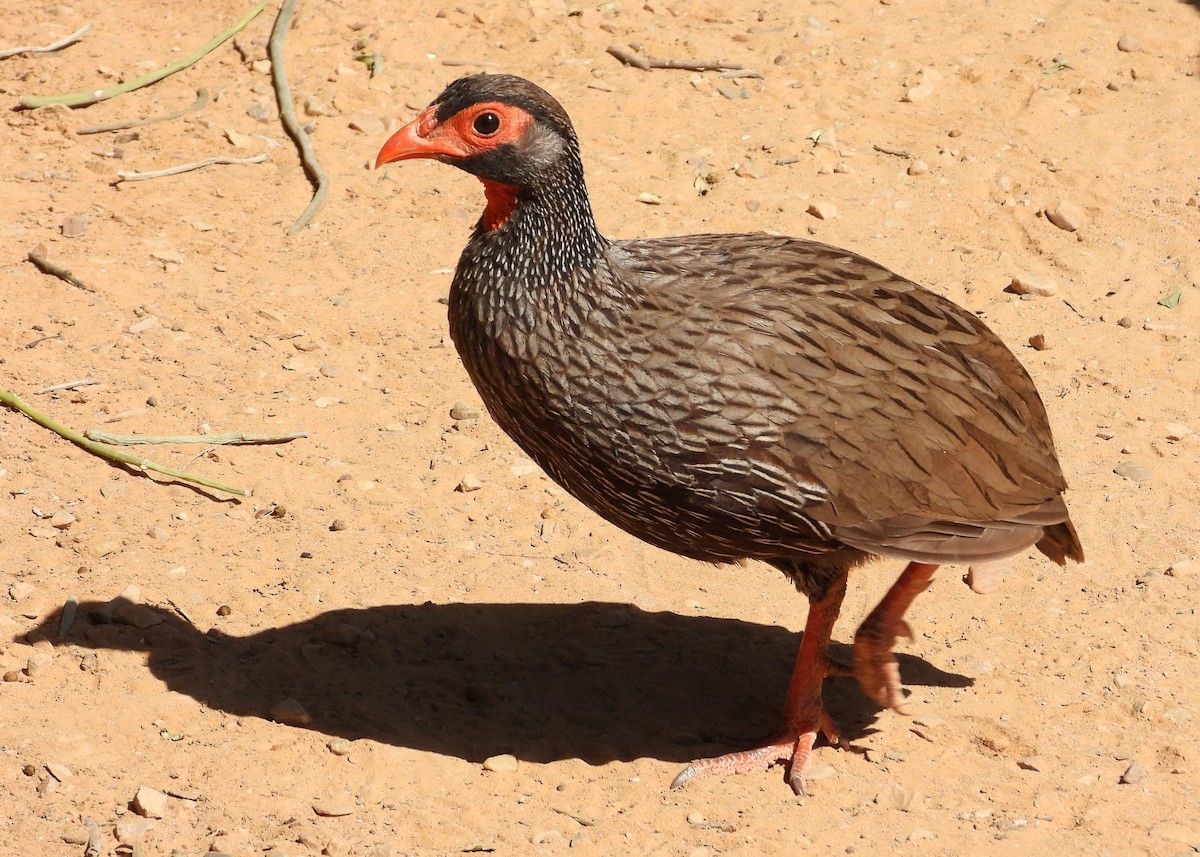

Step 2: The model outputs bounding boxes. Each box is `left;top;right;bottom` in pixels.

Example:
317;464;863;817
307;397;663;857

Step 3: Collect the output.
1119;761;1145;784
636;192;662;205
1045;199;1084;232
113;598;163;629
328;738;353;756
1116;33;1141;52
1117;316;1134;328
903;83;934;102
482;753;518;773
1162;422;1191;441
100;481;127;499
312;800;355;817
457;473;483;493
686;811;707;825
1165;559;1196;578
132;786;170;819
805;763;836;782
908;828;936;842
1018;755;1051;772
450;402;482;420
304;96;334;117
875;782;920;811
966;563;1010;594
1028;333;1050;351
1113;462;1152;482
348;115;386;136
329;519;347;532
807;201;838;220
115;817;156;844
734;161;764;179
1009;273;1058;297
225;128;255;148
269;698;313;726
1148;821;1200;848
87;537;121;556
149;249;183;265
216;605;232;616
61;215;89;238
53;824;87;844
907;160;929;176
322;623;361;647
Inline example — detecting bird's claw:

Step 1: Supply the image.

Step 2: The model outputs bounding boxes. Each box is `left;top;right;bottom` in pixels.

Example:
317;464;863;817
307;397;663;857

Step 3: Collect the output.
669;765;698;790
853;614;913;712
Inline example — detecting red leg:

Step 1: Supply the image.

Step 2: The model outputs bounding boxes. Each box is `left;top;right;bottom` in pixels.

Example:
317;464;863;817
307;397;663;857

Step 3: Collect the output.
671;571;848;795
853;561;938;713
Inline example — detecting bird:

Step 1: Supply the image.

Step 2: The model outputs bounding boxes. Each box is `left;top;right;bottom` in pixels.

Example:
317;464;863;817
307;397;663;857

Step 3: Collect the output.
375;73;1084;794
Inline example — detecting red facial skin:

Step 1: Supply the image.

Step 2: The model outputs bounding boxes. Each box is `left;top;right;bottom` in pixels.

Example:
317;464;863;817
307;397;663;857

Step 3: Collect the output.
376;101;534;232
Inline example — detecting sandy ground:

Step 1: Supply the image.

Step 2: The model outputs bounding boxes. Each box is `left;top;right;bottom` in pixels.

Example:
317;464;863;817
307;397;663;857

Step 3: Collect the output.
2;1;1199;855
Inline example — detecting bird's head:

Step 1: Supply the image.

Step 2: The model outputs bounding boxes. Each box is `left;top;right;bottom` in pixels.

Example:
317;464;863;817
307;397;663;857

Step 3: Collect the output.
375;74;580;191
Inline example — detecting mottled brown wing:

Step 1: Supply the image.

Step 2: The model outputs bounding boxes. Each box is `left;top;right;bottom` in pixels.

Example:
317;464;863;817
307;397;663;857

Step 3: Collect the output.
612;234;1080;564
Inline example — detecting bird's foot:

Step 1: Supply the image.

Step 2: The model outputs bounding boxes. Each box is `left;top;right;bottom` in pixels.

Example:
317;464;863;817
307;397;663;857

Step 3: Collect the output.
670;708;842;796
852;613;913;712
851;561;939;713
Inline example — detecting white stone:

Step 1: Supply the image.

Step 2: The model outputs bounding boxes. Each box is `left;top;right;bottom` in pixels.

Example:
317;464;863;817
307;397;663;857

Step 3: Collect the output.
483;753;518;773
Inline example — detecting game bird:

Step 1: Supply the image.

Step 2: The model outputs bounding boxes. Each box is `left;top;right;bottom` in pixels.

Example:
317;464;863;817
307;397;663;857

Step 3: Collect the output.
375;73;1083;794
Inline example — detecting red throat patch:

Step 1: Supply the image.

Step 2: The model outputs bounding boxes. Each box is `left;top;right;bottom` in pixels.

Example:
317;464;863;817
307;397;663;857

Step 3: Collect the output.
480;179;520;232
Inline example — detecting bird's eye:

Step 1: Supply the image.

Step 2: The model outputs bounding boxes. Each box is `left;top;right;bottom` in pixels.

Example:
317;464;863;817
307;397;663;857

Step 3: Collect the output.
473;111;501;136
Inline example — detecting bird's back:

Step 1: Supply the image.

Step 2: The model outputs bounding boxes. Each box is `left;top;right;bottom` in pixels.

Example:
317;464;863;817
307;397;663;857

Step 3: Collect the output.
449;229;1083;572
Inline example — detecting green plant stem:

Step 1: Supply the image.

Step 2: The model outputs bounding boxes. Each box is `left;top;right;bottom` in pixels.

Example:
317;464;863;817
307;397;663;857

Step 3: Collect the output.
1;388;246;495
270;0;329;233
76;87;209;135
18;1;267;109
85;430;306;445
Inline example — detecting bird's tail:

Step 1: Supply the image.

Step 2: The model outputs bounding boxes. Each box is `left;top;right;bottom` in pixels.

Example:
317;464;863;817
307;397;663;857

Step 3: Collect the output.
1036;518;1084;565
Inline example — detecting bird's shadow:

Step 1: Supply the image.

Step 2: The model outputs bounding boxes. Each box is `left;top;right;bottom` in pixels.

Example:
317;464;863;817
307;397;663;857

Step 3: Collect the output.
24;599;971;766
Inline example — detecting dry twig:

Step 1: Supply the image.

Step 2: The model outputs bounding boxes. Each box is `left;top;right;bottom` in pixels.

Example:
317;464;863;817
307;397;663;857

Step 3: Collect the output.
27;244;93;291
35;377;100;394
18;2;266;108
58;597;80;640
0;23;92;60
0;387;247;495
270;0;330;233
77;87;209;135
873;144;914;159
82;816;101;857
24;333;61;349
115;153;268;183
607;45;744;72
